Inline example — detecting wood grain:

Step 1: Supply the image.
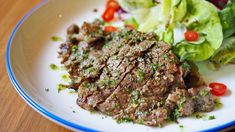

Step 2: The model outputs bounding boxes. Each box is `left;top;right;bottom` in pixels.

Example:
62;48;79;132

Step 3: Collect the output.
0;1;70;132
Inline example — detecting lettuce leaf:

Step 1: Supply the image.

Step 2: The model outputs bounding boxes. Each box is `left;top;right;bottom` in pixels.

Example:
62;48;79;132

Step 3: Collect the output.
118;0;155;12
138;0;187;44
118;0;223;62
124;17;139;29
174;0;223;61
211;36;235;64
218;0;235;38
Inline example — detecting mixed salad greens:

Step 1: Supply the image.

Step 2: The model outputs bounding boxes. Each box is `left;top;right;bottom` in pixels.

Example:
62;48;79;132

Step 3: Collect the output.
102;0;235;64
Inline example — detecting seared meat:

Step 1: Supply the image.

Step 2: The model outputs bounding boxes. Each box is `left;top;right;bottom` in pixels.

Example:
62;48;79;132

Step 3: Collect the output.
58;21;215;126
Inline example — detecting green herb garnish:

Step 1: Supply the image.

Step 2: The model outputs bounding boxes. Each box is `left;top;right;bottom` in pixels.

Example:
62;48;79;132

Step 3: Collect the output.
99;79;117;88
179;97;186;107
90;110;97;114
116;117;133;124
199;89;210;96
68;90;76;95
50;64;58;71
181;62;191;71
149;63;158;74
131;90;140;105
208;115;216;120
61;74;70;82
82;51;89;59
57;83;66;93
136;70;145;83
51;36;63;42
192;112;206;119
174;108;181;119
136;119;144;124
179;125;184;128
72;45;78;53
169;108;182;121
214;98;223;110
82;82;96;89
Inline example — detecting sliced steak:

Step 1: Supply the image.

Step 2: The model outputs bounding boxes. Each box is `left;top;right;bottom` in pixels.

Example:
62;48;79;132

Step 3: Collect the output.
58;21;215;126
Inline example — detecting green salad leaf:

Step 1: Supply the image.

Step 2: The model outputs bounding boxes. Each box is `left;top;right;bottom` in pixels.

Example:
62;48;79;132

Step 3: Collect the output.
175;0;223;61
124;17;139;29
138;0;187;44
118;0;155;24
118;0;155;12
211;36;235;64
219;0;235;38
118;0;223;62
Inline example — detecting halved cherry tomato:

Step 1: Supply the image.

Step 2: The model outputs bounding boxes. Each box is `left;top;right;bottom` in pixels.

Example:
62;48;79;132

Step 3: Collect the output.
102;8;115;22
125;24;135;30
104;26;118;32
107;0;120;11
209;82;227;96
184;31;199;41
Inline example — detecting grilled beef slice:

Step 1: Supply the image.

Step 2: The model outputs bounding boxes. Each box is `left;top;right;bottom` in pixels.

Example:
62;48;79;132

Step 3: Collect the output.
58;21;215;126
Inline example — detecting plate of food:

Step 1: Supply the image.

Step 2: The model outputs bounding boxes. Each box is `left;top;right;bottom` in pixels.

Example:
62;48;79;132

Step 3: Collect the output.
6;0;235;131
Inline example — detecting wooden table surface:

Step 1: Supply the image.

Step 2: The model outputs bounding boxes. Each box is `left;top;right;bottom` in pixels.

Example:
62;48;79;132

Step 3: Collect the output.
0;1;235;132
0;0;70;131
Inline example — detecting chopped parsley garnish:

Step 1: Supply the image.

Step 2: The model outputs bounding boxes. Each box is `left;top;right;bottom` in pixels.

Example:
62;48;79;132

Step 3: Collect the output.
150;63;158;73
192;113;216;120
102;42;111;49
68;90;76;95
208;115;216;120
82;51;89;59
116;117;133;124
99;79;117;88
57;83;66;93
61;74;70;82
113;102;121;109
214;98;223;110
136;70;145;83
132;90;140;100
179;97;186;107
173;108;181;119
90;110;97;114
192;113;206;119
72;45;78;53
82;82;96;89
179;125;184;128
163;53;170;59
136;119;144;124
87;67;97;74
109;80;117;87
199;89;210;96
169;108;182;121
131;90;140;105
51;36;63;42
181;62;191;71
50;64;58;71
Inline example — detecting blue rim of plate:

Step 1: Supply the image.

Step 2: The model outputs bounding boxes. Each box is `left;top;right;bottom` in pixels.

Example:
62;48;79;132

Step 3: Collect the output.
5;1;235;132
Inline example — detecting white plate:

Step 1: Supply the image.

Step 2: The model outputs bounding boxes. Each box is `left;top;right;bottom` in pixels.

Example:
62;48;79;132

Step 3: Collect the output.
6;0;235;131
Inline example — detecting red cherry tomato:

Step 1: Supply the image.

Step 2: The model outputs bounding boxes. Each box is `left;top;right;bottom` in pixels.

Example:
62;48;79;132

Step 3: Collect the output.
125;24;135;30
209;82;227;96
107;0;120;11
104;26;118;32
184;31;199;41
102;8;115;22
